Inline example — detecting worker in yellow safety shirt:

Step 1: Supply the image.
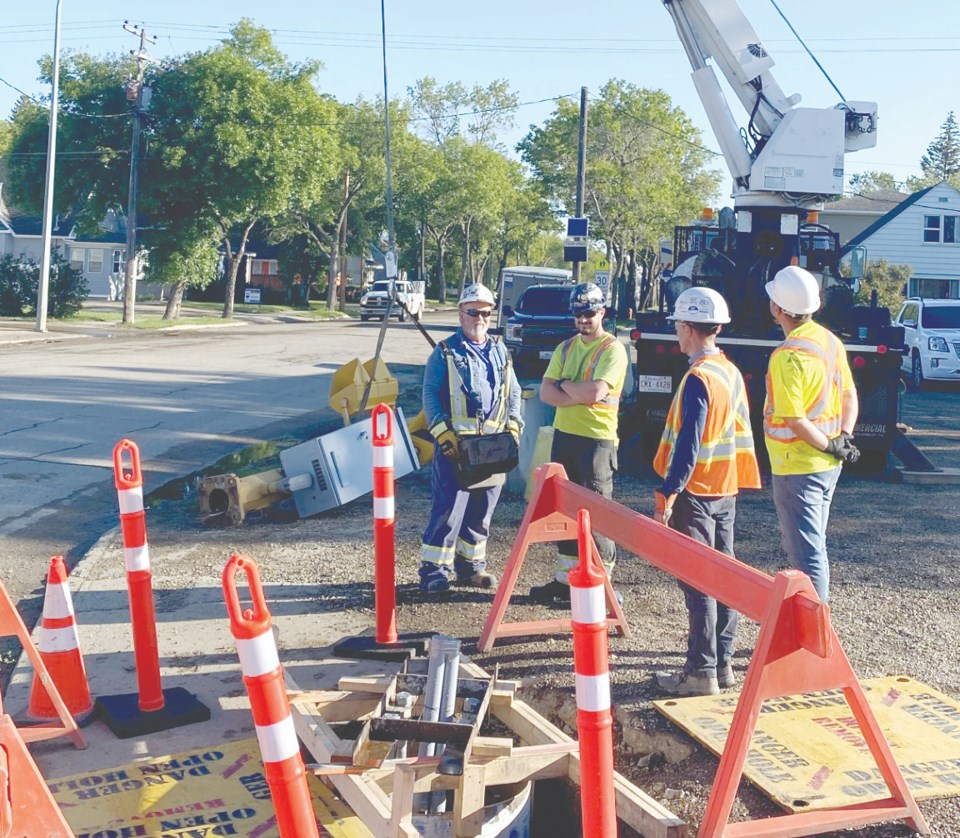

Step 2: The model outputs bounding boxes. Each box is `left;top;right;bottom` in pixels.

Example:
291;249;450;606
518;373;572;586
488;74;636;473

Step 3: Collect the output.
529;281;628;606
651;287;761;697
764;265;860;606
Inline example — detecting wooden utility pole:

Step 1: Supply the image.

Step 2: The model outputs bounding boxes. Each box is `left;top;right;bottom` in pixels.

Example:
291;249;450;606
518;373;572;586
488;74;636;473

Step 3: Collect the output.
339;171;350;311
121;22;157;325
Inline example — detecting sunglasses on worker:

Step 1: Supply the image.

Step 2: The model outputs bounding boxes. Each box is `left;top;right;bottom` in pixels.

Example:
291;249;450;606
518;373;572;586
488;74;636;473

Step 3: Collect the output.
574;309;599;319
461;308;492;319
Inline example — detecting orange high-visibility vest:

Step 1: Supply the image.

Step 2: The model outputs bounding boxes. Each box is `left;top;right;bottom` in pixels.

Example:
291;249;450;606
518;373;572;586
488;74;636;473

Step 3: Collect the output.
763;323;844;444
654;352;761;496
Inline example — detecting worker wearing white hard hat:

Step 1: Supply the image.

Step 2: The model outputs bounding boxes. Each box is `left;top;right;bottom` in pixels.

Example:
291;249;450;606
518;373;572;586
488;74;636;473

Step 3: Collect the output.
652;287;761;696
418;282;522;596
763;266;860;604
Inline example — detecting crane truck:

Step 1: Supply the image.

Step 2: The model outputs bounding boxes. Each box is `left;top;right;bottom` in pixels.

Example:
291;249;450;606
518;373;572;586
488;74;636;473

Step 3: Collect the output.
629;0;905;470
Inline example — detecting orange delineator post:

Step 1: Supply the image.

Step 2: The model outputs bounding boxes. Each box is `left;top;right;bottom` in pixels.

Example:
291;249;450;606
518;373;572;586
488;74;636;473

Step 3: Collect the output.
570;510;617;838
0;715;75;837
27;555;94;723
372;403;398;645
0;577;85;751
223;554;320;838
480;463;930;838
113;438;164;712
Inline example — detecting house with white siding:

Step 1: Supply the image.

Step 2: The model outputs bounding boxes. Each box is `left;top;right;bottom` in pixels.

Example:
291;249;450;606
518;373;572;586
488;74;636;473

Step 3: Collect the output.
818;189;909;245
839;182;960;299
0;188;150;300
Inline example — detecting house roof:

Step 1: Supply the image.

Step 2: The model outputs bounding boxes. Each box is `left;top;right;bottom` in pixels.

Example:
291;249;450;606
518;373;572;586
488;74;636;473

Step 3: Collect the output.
0;209;125;243
825;189;911;214
841;186;937;254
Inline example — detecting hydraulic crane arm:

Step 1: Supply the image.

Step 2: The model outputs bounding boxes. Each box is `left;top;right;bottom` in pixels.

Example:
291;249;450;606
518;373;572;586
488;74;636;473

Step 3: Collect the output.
661;0;877;203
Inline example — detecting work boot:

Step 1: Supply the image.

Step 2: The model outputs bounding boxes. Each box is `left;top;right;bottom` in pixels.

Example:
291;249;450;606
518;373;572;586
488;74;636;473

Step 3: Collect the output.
655;670;719;697
420;577;451;597
455;570;498;589
718;664;736;690
528;579;571;605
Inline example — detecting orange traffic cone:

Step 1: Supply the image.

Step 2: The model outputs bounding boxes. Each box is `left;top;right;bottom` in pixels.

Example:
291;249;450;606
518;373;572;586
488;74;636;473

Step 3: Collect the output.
26;556;94;724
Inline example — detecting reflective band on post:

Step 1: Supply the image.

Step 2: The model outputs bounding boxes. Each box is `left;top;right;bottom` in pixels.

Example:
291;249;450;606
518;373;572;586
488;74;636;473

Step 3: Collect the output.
373;447;393;468
571;585;606;626
374;497;395;520
236;633;281;678
123;544;151;573
118;486;144;514
255;715;301;764
575;672;611;712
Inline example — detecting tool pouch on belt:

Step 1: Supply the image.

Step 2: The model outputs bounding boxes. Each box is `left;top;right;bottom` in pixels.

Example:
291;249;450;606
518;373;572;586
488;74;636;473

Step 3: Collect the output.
456;432;519;490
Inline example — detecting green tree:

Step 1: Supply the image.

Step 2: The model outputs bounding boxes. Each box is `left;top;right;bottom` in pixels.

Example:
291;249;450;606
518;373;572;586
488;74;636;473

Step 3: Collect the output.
143;226;221;320
847;171;901;194
920;112;960;184
855;259;911;317
145;20;340;318
519;80;720;310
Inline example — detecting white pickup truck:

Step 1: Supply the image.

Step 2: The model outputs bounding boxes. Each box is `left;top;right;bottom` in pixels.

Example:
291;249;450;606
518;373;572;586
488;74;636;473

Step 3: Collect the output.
359;279;425;322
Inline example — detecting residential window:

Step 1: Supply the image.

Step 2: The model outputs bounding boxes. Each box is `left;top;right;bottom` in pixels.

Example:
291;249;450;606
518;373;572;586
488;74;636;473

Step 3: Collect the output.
923;214;960;243
69;248;85;270
88;249;104;272
113;250;124;273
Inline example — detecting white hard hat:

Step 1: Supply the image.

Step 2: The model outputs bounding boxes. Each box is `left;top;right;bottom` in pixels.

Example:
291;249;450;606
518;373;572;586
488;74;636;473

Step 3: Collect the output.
459;283;495;307
765;266;821;315
667;287;731;324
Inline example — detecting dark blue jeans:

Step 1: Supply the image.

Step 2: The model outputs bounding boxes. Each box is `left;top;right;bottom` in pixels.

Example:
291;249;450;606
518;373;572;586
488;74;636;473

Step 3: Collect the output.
670;492;739;676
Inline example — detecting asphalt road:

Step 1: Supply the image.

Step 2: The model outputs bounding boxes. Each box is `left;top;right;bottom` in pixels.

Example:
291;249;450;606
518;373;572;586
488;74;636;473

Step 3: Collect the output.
0;311;452;630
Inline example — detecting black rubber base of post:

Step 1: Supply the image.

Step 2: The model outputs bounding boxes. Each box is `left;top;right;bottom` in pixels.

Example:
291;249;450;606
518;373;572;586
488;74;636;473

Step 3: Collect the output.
95;687;211;740
333;632;431;662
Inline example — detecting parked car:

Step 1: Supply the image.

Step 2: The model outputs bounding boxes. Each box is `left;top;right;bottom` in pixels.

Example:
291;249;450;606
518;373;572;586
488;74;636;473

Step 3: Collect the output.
503;284;616;375
360;279;425;322
894;297;960;388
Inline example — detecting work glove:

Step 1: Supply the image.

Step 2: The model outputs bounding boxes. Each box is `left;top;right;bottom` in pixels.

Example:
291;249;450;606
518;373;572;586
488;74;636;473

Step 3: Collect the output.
507;420;521;449
654;491;675;527
823;434;860;464
436;427;461;461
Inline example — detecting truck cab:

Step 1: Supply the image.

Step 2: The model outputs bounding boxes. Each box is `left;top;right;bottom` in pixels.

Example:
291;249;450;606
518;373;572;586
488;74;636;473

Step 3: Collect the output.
359;279;425;322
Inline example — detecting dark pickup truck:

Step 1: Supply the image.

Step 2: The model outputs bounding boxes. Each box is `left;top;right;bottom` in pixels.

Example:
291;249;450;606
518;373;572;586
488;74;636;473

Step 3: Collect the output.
503;284;616;375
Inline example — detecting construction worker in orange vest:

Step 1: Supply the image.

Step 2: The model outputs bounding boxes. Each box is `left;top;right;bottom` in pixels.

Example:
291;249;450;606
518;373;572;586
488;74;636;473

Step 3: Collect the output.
652;287;761;696
764;266;860;605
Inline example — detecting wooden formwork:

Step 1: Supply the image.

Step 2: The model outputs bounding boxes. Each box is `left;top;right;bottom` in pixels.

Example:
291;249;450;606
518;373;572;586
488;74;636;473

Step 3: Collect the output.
286;660;687;838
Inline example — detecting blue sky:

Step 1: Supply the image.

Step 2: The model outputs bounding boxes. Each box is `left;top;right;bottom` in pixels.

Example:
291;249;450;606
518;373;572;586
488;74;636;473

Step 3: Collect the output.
2;1;958;198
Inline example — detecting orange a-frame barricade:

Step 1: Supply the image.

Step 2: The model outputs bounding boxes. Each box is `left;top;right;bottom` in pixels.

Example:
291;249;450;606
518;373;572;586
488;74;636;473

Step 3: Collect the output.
480;464;930;837
0;577;85;751
0;715;75;837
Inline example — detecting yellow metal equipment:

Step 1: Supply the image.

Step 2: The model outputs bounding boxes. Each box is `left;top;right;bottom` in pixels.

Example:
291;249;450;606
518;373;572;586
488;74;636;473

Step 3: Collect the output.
328;357;398;425
405;409;434;467
198;468;289;525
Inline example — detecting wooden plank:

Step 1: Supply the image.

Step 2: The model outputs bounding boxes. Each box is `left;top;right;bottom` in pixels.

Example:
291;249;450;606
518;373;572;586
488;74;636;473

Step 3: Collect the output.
339;675;394;693
287;690;382;722
471;736;513;758
371;717;473;747
387;764;416;838
454;764;486;837
290;698;397;836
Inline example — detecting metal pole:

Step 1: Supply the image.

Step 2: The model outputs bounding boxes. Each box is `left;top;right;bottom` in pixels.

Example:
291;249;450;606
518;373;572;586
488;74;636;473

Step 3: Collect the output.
123;102;141;323
573;86;588;283
381;0;396;258
35;0;63;333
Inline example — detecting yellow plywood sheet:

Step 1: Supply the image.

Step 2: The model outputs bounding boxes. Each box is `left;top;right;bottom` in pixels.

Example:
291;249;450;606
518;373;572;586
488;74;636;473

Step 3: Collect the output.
655;675;960;812
47;738;373;838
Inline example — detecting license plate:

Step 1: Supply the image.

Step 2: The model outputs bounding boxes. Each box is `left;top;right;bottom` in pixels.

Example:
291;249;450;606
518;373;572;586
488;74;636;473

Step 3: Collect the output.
539;350;554;360
637;375;673;393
